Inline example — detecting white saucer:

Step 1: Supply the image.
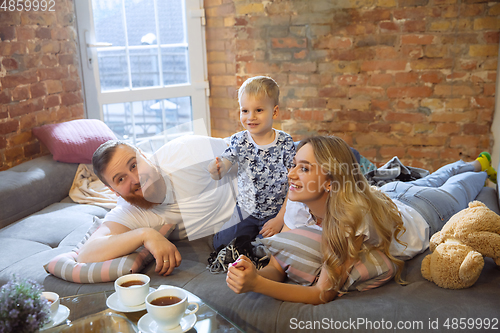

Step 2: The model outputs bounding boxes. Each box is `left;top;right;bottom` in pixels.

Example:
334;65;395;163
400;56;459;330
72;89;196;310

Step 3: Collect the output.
138;313;197;333
106;287;155;312
40;305;70;331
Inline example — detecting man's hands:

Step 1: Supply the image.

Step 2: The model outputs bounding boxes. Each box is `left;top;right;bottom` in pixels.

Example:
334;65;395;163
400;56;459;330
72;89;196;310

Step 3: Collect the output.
143;229;182;276
208;157;231;180
260;216;284;238
76;222;182;276
226;255;259;294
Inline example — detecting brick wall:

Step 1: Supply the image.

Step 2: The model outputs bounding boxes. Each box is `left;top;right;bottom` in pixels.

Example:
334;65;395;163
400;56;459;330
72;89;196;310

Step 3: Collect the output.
206;0;499;171
0;0;83;170
205;0;238;139
1;1;497;172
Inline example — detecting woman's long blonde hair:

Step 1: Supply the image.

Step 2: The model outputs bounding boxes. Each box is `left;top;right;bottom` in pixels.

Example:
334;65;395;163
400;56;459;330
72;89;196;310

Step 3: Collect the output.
297;136;406;297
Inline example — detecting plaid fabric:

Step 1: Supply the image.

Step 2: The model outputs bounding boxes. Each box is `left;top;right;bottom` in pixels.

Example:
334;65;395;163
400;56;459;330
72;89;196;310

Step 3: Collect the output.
44;217;173;283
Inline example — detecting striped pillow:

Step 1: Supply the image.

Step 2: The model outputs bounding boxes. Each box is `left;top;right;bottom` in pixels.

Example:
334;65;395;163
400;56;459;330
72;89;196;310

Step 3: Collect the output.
260;226;323;286
261;227;397;291
44;217;173;283
342;246;398;292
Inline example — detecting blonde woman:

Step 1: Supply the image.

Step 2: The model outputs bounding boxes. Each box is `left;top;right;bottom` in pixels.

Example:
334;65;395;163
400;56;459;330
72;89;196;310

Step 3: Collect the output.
226;136;490;304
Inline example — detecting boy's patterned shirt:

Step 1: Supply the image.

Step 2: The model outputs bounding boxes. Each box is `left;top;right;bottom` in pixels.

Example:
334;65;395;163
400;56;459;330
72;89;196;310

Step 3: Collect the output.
222;130;296;219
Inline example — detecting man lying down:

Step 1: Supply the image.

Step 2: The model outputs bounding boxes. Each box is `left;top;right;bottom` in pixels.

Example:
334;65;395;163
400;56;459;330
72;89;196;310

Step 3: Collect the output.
77;135;237;276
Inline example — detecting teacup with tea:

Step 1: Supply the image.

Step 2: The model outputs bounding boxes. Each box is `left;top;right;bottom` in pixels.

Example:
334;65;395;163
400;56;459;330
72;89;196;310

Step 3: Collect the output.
145;287;199;330
114;273;150;307
41;291;60;317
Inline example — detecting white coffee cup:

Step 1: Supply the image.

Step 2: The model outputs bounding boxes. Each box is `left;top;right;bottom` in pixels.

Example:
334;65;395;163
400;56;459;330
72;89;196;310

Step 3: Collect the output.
146;287;199;330
42;291;60;317
114;273;150;307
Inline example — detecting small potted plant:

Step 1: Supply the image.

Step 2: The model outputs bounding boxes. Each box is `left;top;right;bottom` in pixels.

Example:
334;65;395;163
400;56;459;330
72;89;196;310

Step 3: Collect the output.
0;276;51;333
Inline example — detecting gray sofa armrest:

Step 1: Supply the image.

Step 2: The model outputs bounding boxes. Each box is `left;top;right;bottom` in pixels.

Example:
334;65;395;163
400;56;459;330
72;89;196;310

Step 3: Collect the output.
0;155;78;228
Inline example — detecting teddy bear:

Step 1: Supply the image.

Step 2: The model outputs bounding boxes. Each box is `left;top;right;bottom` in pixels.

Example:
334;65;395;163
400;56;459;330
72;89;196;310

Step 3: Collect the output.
421;201;500;289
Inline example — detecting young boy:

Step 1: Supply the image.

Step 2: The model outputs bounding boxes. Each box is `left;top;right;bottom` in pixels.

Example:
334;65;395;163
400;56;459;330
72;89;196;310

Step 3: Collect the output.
208;76;295;249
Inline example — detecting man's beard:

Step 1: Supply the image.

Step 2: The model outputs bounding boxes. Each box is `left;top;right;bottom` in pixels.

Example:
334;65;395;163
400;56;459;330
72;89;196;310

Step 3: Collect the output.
122;193;159;210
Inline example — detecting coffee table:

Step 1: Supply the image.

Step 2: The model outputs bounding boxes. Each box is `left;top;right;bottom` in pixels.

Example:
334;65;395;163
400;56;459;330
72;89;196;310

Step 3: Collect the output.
41;286;244;332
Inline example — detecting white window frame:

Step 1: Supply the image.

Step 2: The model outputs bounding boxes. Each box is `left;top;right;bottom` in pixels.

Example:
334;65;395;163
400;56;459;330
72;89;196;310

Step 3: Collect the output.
74;0;211;138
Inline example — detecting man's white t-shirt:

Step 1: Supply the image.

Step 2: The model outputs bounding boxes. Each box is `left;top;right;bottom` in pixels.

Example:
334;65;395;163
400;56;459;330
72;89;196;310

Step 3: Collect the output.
283;199;429;260
103;135;237;240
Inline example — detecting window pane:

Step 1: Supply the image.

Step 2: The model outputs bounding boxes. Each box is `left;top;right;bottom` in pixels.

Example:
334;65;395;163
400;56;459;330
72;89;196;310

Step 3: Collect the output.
103;97;193;147
92;0;129;91
157;0;185;44
92;0;126;47
91;0;190;91
125;0;157;47
130;48;160;88
98;49;128;91
162;46;188;86
103;102;133;140
158;96;192;128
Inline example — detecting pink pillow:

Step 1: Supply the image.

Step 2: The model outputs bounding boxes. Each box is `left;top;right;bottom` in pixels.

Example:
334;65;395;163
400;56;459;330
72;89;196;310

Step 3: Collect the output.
33;119;117;164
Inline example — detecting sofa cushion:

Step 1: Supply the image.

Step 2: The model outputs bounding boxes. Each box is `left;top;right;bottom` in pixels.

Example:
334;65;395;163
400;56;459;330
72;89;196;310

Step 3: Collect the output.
32;119;116;164
476;186;500;215
0;238;51;272
273;252;500;333
0;202;108;247
0;156;78;229
0;201;108;286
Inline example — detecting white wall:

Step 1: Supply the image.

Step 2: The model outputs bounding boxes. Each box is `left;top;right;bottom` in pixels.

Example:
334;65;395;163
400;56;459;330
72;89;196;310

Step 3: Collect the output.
491;43;500;172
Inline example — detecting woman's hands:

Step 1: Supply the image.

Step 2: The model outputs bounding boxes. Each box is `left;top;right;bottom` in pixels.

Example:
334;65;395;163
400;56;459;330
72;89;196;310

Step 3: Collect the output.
226;255;259;294
226;255;333;304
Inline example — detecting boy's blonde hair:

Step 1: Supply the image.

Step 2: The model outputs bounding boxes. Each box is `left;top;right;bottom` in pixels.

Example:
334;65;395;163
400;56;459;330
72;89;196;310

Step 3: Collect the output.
238;76;280;106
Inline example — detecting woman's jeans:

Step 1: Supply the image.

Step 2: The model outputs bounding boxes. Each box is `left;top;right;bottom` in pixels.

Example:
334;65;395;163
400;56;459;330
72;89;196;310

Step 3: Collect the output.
380;161;487;236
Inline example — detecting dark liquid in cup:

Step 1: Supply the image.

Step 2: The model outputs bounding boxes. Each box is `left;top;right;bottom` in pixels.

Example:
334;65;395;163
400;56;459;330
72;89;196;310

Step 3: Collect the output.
47;299;54;304
120;280;145;288
150;296;182;306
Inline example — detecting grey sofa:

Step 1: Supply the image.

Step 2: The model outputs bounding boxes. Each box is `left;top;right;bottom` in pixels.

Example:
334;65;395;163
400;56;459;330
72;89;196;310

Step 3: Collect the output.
1;154;499;333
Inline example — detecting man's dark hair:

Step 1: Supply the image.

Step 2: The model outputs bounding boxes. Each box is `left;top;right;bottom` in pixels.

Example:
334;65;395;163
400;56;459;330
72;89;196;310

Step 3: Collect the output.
92;140;138;186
